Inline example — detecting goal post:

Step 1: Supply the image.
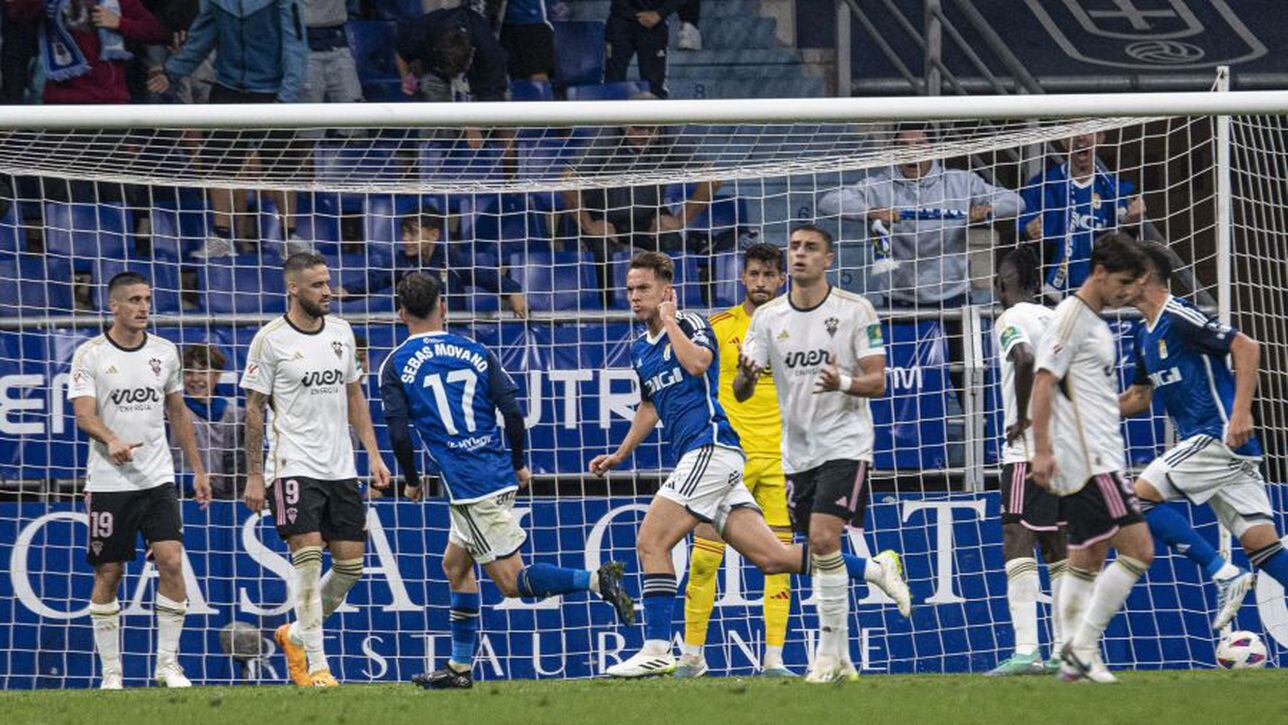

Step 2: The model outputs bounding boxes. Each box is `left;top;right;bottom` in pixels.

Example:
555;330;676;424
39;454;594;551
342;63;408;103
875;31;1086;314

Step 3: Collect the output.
0;90;1286;687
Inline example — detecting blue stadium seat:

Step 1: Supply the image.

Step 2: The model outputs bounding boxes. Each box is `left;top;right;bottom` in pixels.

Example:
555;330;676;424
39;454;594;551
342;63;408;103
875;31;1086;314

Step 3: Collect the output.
566;81;650;101
664;184;747;236
294;194;343;255
609;252;702;309
327;253;372;293
364;193;450;266
346;21;400;81
553;21;604;88
473;193;553;261
711;252;741;308
0;205;23;255
151;206;208;261
0;254;50;316
44;202;132;271
203;257;287;314
508;251;598;311
314;140;408;189
516;134;589;180
419;141;505;183
510;79;555;102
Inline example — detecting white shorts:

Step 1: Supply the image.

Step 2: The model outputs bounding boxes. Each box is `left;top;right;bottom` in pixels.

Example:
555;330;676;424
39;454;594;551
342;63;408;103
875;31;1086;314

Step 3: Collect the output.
448;491;527;565
656;445;760;534
1140;435;1275;538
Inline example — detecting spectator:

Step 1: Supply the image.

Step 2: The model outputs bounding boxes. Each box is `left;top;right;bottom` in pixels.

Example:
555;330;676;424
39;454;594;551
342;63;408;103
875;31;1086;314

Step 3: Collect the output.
675;0;699;51
395;4;507;103
11;0;170;104
1;2;39;103
335;211;529;318
817;122;1024;307
603;0;681;98
140;0;215;105
171;344;243;499
300;0;362;107
1019;131;1145;295
149;0;310;259
499;0;553;83
561;95;720;290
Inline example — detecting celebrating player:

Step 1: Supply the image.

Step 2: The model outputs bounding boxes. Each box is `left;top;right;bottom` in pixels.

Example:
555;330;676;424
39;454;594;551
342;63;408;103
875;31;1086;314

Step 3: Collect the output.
986;247;1069;676
69;271;212;690
678;242;795;678
735;224;911;683
1029;233;1152;684
240;253;392;688
380;273;634;690
1119;242;1288;628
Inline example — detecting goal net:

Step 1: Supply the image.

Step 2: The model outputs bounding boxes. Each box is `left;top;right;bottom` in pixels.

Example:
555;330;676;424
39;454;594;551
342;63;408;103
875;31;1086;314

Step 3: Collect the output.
0;93;1283;687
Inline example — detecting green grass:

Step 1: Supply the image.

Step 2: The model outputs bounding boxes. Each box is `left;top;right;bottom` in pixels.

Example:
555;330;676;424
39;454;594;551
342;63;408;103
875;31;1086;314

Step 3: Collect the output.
3;670;1286;725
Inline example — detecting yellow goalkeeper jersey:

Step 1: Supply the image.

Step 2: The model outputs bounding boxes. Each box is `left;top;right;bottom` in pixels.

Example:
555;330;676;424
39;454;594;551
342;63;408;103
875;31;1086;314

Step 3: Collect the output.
710;303;782;461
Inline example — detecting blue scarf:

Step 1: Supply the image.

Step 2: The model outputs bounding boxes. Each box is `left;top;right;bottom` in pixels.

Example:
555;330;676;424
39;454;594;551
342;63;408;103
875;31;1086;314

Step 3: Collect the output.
41;0;131;83
185;395;228;422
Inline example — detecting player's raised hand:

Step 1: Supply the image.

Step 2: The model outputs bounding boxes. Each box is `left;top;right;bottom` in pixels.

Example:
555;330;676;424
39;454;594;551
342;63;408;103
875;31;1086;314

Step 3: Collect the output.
588;453;620;478
1031;451;1055;490
1226;409;1254;449
516;466;532;489
658;286;677;322
107;439;142;466
243;473;266;513
193;471;212;510
371;458;392;489
736;341;762;380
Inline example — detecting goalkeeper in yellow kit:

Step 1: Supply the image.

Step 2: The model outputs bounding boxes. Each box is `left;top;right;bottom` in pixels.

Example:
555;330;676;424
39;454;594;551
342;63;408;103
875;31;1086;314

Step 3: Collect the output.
675;242;795;677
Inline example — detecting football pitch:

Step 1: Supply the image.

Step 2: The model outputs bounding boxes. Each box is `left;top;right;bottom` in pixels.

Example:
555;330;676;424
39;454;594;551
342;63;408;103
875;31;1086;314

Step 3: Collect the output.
3;670;1285;725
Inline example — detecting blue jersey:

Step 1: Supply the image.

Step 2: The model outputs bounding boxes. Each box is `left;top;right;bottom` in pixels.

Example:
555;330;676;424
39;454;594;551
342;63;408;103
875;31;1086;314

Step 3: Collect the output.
380;331;522;503
504;0;548;25
1020;160;1135;292
1132;296;1261;458
633;312;740;460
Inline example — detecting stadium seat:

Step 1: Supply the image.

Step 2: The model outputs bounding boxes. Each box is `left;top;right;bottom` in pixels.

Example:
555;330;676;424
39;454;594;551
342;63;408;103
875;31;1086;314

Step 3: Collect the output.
364;193;444;266
711;252;741;308
202;256;287;314
314;140;409;188
510;79;555;102
508;251;599;311
0;254;50;316
92;259;184;314
44;202;132;271
516;134;589;181
609;251;702;309
664;184;747;236
566;81;650;101
150;206;208;261
327;253;372;293
346;21;400;82
0;205;23;255
419;141;505;183
553;21;604;88
473;193;554;262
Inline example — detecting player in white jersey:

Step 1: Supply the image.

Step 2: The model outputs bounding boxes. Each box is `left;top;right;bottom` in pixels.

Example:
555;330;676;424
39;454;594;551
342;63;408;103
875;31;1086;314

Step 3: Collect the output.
240;253;392;688
986;247;1069;677
737;224;911;684
68;271;211;690
1030;232;1153;683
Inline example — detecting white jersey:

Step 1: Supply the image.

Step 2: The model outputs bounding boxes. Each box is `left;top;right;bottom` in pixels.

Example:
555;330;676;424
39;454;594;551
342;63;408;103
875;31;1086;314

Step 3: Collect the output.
743;286;885;473
68;332;183;493
994;301;1055;464
240;315;362;483
1034;295;1126;495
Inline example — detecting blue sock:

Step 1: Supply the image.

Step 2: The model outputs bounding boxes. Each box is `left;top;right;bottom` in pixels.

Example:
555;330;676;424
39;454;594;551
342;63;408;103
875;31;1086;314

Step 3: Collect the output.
842;553;870;582
448;591;480;667
641;573;677;643
515;563;592;598
1250;541;1288;588
1144;503;1225;578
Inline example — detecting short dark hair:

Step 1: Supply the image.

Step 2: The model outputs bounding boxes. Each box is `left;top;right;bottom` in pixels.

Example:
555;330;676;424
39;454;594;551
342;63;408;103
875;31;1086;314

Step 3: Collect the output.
107;271;148;296
894;121;936;143
1090;231;1148;277
628;251;674;283
401;210;445;237
283;252;328;279
397;272;442;319
744;242;784;271
434;26;474;78
789;223;833;251
182;343;226;372
996;245;1041;295
1137;240;1173;285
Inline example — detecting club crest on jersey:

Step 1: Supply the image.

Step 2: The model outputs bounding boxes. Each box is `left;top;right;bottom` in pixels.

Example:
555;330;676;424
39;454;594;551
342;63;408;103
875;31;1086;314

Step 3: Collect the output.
1159;339;1168;359
90;541;103;556
663;343;672;361
1091;192;1102;210
149;358;162;377
824;316;839;337
332;340;344;359
286;507;298;524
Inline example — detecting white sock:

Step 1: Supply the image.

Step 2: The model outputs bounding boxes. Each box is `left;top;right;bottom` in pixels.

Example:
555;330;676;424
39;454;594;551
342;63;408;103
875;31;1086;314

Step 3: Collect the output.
321;558;362;618
89;599;122;676
292;546;328;673
681;643;702;658
1073;556;1148;658
154;593;187;667
813;552;849;662
1213;561;1241;582
1005;557;1040;656
641;639;671;656
1059;566;1097;652
588;570;601;596
1049;560;1068;651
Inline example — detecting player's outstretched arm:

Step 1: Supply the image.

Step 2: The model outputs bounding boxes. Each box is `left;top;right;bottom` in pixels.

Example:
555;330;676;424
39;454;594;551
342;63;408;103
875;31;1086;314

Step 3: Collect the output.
243;389;268;513
165;391;210;507
72;396;140;466
1029;370;1058;490
589;402;659;477
347;381;391;489
379;362;422;500
1227;332;1261;448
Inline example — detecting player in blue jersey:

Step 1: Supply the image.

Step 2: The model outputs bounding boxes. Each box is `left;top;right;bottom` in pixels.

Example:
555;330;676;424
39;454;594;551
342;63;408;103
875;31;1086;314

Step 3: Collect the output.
380;273;634;690
1120;242;1288;631
588;251;910;678
1020;132;1145;294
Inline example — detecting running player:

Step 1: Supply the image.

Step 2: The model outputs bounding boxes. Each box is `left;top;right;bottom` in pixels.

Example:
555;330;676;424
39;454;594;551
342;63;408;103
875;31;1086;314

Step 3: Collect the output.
677;242;794;678
241;253;392;687
70;271;212;689
1030;232;1152;684
589;251;909;679
736;224;911;683
1119;241;1286;629
381;273;634;689
986;247;1068;676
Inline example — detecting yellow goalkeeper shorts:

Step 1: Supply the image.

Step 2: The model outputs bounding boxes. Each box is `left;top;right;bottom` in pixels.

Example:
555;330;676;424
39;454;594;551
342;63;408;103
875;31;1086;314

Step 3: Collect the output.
744;457;791;530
